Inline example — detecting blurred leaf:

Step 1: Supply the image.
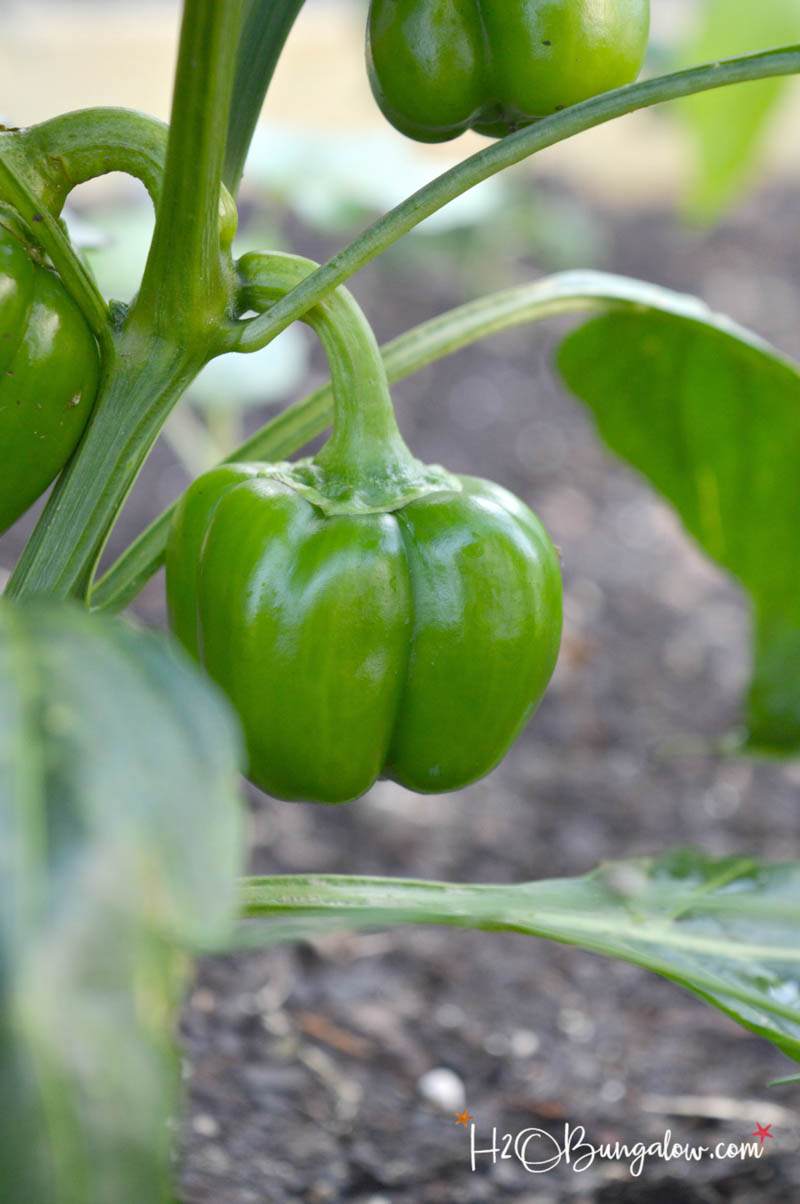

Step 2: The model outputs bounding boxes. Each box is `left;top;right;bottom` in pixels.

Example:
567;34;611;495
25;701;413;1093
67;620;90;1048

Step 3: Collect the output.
82;204;155;302
244;124;507;234
189;327;309;412
679;0;800;219
239;851;800;1064
0;602;243;1203
61;206;111;252
558;305;800;754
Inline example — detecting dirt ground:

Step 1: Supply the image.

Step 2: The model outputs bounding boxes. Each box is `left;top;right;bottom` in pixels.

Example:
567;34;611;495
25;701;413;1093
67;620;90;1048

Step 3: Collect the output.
3;179;800;1202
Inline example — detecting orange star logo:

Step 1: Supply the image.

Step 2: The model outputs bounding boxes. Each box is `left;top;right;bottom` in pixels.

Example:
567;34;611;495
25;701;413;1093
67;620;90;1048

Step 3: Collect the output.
455;1110;473;1127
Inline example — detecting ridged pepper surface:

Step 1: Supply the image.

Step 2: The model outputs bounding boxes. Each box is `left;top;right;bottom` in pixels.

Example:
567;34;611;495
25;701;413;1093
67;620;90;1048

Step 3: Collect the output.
167;254;562;803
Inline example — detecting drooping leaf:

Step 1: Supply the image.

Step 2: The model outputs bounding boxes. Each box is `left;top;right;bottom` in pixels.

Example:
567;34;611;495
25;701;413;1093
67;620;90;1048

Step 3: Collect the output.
0;602;244;1204
223;0;306;192
557;305;800;753
678;0;800;219
238;851;800;1064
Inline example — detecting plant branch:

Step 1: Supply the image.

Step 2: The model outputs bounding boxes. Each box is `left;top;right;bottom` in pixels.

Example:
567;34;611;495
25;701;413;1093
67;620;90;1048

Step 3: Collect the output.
224;44;800;356
238;874;800;966
228;863;800;1054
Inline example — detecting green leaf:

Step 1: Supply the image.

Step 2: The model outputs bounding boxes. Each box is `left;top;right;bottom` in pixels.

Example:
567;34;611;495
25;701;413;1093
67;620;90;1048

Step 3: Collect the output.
239;852;800;1064
679;0;800;219
557;304;800;753
0;602;244;1204
224;0;306;194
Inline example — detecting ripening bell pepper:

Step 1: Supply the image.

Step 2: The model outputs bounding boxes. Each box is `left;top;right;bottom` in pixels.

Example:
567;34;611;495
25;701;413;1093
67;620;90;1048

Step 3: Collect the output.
367;0;651;142
166;254;562;804
0;209;101;534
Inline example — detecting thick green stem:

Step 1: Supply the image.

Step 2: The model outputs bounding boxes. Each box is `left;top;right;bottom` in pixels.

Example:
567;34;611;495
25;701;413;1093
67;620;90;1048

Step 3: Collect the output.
224;0;308;194
131;0;244;339
238;252;419;493
223;45;800;357
5;0;246;601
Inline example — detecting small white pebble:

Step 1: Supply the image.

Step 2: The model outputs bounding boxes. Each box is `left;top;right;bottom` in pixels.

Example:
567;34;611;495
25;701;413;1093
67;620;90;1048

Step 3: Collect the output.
557;1007;595;1043
192;1113;220;1138
600;1079;626;1103
510;1029;541;1059
417;1067;466;1113
435;1003;465;1029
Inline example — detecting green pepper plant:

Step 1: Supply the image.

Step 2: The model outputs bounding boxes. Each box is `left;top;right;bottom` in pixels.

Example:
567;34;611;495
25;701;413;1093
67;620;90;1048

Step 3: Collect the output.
2;0;800;1196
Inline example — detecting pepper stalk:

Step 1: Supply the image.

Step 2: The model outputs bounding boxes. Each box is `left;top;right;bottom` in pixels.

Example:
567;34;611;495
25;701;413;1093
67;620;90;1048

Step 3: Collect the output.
236;251;461;513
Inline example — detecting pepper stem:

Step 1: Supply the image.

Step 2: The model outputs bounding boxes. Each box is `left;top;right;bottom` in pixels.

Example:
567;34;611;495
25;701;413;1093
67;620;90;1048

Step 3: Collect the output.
237;252;427;507
4;109;170;217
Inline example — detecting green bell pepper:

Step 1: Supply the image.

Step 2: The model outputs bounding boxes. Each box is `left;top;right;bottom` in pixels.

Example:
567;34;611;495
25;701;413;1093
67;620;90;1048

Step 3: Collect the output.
166;254;562;804
0;209;100;534
367;0;651;142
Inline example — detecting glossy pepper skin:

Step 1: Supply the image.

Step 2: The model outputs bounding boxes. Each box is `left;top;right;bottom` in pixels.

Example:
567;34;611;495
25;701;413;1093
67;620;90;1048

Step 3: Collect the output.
167;463;561;804
367;0;651;142
0;212;100;534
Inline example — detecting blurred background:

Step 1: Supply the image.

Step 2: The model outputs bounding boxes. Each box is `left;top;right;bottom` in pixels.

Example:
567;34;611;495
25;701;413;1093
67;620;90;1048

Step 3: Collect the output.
2;2;800;1201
